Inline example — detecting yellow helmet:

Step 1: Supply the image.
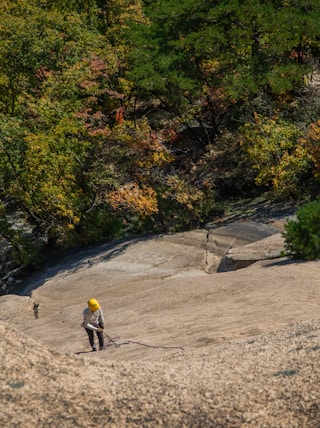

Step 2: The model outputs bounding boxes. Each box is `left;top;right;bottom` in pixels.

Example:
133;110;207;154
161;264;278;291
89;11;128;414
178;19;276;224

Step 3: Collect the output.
88;298;100;312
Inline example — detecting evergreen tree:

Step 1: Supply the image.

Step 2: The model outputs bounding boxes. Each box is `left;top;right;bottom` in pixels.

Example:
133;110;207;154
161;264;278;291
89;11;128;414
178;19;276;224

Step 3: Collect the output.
128;0;320;139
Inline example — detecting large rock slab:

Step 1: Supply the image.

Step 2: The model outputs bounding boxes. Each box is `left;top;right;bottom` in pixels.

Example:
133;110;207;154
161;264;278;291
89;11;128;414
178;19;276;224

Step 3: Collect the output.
207;221;281;272
219;233;286;272
17;221;282;297
2;217;320;426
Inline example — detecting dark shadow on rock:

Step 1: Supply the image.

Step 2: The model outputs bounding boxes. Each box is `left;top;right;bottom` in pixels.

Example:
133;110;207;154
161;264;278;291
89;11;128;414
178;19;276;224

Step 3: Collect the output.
217;258;256;273
207;199;297;228
217;257;306;273
261;259;306;268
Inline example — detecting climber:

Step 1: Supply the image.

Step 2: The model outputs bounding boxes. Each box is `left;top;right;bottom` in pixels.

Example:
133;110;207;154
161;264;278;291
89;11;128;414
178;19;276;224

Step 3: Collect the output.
82;298;105;351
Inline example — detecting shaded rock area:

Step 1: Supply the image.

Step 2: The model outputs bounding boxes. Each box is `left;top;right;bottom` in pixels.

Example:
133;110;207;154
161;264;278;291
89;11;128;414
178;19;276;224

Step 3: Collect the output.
0;207;40;296
0;240;24;294
0;196;297;295
15;218;286;298
2;202;320;426
219;232;286;272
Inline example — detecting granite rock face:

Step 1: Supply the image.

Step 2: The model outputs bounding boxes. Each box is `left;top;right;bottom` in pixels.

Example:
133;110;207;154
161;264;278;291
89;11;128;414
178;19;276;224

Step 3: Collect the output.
218;232;286;272
2;215;320;426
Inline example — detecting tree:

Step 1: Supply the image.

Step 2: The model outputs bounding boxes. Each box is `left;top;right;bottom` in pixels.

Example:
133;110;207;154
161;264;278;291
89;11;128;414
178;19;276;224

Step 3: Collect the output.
283;197;320;260
0;0;178;250
240;113;313;198
127;0;320;141
0;1;118;249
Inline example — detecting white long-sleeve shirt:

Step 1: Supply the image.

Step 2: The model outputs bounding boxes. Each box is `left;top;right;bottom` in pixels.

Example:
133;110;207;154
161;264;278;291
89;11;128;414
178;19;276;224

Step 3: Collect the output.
82;307;105;330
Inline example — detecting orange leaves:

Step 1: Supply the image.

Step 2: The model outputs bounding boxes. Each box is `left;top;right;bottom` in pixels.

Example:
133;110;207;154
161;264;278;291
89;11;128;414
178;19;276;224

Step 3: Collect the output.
112;118;174;169
301;119;320;178
115;106;125;124
135;132;174;169
306;119;320;142
35;66;54;80
83;54;111;80
108;183;158;217
107;121;173;217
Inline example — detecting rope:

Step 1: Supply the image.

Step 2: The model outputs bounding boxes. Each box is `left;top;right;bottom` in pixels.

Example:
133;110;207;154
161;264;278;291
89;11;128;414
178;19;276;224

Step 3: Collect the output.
103;331;184;351
125;339;184;351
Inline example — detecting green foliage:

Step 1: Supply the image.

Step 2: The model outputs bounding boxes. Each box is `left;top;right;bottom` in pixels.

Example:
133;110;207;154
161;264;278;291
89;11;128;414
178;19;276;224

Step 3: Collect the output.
0;1;102;114
154;176;206;232
0;0;135;250
128;0;320;137
75;205;124;244
0;0;320;272
240;114;313;197
200;128;258;197
283;198;320;260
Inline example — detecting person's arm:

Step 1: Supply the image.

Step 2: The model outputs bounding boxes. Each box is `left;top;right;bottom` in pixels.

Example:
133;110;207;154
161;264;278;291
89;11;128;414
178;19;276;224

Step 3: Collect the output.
81;309;100;330
83;322;101;331
99;309;105;328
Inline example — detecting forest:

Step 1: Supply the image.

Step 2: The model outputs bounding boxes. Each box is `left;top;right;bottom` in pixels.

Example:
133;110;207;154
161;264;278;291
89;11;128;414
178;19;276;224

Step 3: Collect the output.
0;0;320;269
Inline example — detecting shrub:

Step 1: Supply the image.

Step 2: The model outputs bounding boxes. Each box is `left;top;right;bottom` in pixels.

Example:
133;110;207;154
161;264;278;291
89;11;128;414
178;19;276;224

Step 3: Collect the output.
240;114;313;198
283;198;320;260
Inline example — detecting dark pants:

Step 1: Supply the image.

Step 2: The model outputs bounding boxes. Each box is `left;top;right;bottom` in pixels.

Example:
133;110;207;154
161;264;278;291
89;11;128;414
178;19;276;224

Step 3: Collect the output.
85;326;104;348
